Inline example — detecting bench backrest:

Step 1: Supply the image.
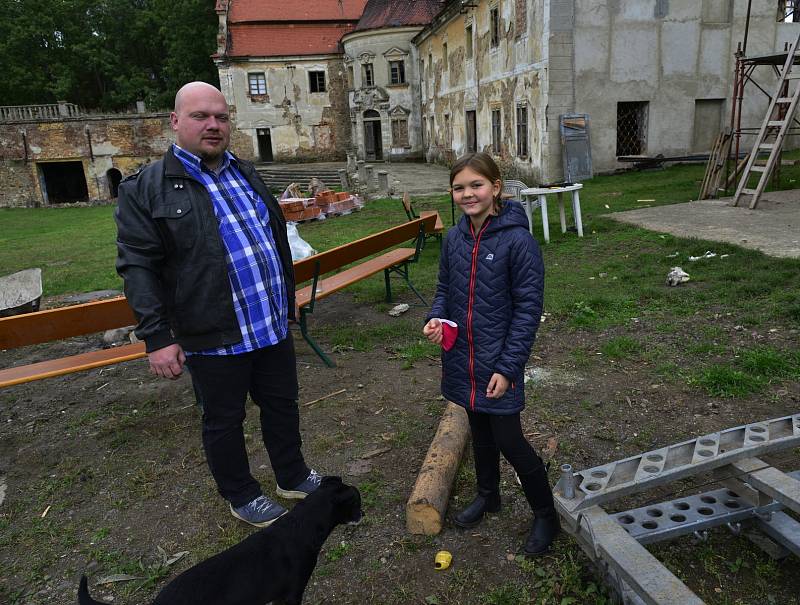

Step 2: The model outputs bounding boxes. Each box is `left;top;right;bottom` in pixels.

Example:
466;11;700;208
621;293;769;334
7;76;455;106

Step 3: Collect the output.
293;215;435;283
0;217;437;351
0;296;136;350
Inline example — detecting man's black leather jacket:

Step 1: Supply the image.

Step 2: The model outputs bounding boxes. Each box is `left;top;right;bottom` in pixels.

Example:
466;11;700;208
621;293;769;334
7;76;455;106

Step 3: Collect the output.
115;148;296;353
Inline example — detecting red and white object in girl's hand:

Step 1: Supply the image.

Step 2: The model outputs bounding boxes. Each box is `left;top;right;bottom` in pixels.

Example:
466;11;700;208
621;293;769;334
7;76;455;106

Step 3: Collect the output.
437;319;458;351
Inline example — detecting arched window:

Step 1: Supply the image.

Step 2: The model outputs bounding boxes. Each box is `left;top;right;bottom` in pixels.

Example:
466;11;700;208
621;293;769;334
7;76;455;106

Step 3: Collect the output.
107;168;123;198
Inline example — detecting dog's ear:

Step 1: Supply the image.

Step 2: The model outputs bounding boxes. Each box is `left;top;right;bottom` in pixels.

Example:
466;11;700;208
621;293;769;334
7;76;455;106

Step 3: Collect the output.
321;475;343;487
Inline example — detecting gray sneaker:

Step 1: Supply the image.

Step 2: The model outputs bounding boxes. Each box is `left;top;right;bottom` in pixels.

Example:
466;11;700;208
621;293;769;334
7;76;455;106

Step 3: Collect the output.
276;469;322;499
230;495;287;527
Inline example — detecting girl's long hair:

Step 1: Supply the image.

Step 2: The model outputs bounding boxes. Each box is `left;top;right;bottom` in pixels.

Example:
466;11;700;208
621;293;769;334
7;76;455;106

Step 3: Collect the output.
449;152;504;209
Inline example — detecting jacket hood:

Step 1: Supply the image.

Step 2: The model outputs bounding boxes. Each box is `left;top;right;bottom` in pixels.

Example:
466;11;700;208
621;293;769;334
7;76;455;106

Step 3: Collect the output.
457;200;530;236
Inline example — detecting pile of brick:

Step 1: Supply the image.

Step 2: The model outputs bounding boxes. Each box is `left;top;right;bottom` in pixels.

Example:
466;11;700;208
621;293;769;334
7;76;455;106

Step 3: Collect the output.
278;190;359;222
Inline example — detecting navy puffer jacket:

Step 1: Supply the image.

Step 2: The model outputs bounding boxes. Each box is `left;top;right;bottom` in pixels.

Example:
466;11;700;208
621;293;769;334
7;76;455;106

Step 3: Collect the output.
428;201;544;415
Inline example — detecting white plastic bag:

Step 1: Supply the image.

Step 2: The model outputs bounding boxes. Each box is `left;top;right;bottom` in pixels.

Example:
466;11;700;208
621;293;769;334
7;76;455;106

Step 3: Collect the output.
286;222;316;261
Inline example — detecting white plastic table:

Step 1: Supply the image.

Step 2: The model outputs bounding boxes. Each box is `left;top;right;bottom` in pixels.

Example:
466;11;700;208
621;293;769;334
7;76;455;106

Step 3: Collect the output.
520;183;584;243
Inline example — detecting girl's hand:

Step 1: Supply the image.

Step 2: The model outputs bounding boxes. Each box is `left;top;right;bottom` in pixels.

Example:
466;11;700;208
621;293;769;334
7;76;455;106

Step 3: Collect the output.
423;318;443;344
486;373;509;398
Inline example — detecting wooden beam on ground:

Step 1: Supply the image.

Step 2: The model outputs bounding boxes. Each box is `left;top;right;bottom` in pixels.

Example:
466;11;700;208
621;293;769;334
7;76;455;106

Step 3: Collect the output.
731;458;800;515
406;402;469;535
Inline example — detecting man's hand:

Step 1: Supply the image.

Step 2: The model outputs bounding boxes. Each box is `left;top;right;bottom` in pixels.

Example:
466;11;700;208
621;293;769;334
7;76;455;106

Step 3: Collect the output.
486;373;509;399
423;318;443;345
148;343;186;379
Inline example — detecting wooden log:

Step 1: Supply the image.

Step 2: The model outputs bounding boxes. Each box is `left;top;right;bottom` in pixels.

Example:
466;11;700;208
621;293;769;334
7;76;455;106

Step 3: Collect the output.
406;402;469;535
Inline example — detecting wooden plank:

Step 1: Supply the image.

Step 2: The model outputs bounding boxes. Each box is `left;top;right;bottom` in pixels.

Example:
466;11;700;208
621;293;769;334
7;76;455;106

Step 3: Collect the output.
0;297;136;350
293;215;434;283
406;402;470;535
578;506;704;605
420;210;444;233
295;248;415;308
0;342;146;388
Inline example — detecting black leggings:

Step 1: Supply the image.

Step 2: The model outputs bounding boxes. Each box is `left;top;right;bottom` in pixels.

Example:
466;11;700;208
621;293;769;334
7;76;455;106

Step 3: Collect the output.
467;409;555;514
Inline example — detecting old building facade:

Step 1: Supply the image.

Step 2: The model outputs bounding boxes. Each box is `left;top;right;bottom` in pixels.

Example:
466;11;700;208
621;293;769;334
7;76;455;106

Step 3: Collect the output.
218;0;800;183
0;103;171;207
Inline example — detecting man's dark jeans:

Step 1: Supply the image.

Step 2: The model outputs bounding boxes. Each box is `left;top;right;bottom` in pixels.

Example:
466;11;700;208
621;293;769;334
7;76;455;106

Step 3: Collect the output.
185;333;309;508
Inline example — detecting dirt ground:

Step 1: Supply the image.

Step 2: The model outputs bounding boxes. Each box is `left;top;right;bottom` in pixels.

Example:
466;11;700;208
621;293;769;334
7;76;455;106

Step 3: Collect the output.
1;291;799;604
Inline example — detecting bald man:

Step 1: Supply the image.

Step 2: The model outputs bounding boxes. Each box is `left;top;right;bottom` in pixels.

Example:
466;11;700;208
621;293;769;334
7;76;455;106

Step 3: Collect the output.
115;82;320;528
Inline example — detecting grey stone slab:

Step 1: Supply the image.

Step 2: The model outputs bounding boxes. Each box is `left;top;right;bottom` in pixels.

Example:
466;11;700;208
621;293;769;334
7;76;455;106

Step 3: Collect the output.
608;192;800;259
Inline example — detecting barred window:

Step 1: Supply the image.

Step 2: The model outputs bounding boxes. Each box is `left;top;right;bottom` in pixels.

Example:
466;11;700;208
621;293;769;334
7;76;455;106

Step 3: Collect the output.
616;101;649;156
248;73;266;95
491;109;502;154
363;63;374;87
308;71;326;93
392;118;409;146
389;60;406;85
516;105;528;157
466;24;473;59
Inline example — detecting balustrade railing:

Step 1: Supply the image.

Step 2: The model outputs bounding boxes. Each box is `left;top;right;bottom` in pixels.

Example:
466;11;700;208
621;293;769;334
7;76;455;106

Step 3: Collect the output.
0;103;83;121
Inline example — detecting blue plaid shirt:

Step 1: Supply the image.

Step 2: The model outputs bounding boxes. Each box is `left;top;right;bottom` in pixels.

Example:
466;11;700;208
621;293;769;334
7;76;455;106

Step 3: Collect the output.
173;144;288;355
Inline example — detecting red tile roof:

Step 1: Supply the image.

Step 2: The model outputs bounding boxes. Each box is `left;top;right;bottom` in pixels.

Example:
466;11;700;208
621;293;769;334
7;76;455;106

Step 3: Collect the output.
355;0;443;31
229;23;356;57
229;0;369;23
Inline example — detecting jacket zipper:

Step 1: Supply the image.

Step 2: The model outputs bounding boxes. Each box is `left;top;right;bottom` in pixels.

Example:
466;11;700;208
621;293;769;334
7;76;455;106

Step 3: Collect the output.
467;219;491;411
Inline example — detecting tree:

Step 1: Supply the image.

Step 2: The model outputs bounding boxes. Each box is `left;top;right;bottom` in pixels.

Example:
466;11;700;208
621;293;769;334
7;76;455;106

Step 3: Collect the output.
0;0;219;111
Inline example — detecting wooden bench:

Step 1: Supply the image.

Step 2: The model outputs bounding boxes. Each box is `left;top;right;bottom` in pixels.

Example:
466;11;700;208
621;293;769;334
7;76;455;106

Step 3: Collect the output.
0;297;144;388
293;214;435;367
401;192;443;245
0;216;436;385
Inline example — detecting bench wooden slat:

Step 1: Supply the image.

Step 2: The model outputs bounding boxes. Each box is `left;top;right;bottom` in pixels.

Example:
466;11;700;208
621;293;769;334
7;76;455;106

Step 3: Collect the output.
293;215;435;283
295;247;415;309
420;210;444;233
0;297;136;349
0;342;146;388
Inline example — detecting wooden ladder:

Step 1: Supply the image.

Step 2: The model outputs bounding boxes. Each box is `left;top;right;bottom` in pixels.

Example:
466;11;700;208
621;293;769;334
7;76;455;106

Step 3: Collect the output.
733;32;800;209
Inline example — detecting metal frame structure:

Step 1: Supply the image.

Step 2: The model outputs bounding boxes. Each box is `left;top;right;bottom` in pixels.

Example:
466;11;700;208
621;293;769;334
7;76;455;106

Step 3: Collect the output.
727;1;800;196
553;414;800;605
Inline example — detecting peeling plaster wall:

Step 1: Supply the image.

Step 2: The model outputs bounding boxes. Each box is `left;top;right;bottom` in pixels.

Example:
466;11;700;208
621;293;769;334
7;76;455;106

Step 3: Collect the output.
218;56;351;162
573;0;800;174
0;114;172;207
343;26;425;161
419;0;549;184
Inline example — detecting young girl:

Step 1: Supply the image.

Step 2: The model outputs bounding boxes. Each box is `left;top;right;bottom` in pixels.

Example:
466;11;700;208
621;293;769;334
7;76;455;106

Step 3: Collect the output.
423;152;558;556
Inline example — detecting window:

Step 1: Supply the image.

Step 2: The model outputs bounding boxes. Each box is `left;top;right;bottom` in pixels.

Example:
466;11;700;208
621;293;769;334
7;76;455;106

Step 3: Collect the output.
442;43;448;71
779;0;800;22
491;109;502;154
389;60;406;85
363;63;374;87
308;71;326;93
248;73;266;95
616;101;649;156
347;65;354;89
490;6;500;48
692;99;724;152
466;110;477;153
392;117;409;146
515;0;526;38
444;114;451;149
516;105;528;157
429;116;435;145
702;0;731;23
466;24;473;60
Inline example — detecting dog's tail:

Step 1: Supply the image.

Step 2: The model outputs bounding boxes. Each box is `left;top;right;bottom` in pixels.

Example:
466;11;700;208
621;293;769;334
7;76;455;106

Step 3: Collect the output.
78;575;106;605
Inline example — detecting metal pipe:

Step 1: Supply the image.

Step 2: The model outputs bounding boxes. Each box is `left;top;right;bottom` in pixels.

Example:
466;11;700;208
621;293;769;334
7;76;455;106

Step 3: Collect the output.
560;464;575;499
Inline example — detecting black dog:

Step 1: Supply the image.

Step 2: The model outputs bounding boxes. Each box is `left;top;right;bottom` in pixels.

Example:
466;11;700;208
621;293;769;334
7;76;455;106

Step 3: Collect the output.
78;476;362;605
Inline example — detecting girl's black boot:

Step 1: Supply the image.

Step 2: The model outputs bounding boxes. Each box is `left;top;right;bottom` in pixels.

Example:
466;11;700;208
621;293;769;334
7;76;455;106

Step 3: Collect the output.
453;491;501;528
522;510;560;556
518;464;559;555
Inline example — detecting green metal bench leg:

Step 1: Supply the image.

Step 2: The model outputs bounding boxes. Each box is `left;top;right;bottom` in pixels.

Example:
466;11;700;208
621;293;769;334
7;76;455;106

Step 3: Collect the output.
384;268;393;303
299;307;335;367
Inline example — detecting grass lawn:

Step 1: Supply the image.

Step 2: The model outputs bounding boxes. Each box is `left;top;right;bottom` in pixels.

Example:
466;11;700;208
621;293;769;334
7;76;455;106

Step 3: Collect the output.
2;160;800;604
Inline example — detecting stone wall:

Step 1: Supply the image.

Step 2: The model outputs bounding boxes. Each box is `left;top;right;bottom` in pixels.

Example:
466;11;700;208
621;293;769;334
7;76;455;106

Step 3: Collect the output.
0;113;172;207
